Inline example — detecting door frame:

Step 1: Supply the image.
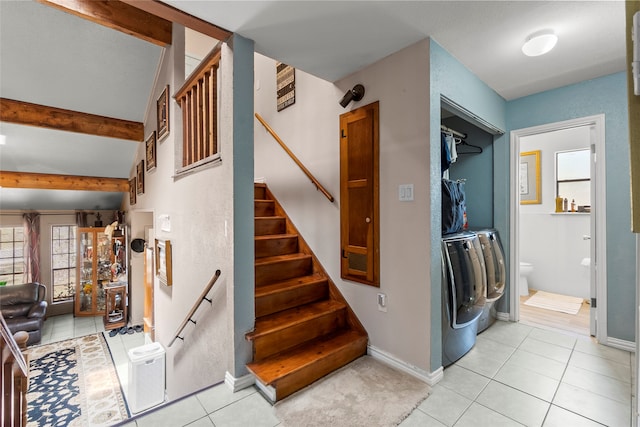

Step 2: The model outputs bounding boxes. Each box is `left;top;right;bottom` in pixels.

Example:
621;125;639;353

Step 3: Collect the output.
509;114;607;343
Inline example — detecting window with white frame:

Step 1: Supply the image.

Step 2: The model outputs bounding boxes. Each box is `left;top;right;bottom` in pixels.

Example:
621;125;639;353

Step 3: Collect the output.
51;225;76;302
0;227;25;286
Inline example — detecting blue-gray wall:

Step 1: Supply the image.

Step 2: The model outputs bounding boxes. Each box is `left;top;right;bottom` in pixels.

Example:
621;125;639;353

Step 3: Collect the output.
429;39;507;370
231;34;256;377
507;72;635;342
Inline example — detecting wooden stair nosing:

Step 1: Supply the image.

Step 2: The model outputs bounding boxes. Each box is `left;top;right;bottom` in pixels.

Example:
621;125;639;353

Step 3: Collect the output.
247;299;346;340
254;252;311;267
255;276;329;318
255;273;327;295
247;329;368;388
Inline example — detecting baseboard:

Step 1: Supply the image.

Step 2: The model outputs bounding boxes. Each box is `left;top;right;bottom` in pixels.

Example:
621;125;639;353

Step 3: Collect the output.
496;311;510;321
605;337;636;353
367;345;443;386
224;371;255;392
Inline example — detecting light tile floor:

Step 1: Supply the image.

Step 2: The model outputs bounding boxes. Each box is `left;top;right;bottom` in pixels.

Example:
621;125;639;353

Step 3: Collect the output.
40;316;634;426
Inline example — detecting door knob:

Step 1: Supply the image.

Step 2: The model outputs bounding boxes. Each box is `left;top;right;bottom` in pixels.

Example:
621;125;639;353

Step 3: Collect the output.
365;217;371;223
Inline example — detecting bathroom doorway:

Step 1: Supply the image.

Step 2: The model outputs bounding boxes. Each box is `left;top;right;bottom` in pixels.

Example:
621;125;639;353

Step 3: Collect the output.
510;115;606;342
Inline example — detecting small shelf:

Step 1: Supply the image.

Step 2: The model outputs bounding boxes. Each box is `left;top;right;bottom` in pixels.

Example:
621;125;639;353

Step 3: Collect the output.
550;212;590;215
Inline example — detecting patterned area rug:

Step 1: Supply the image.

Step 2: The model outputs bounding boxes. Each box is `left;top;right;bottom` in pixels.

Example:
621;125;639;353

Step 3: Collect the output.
26;334;129;426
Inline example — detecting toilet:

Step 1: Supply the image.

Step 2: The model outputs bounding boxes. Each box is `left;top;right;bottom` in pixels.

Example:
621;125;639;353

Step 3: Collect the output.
519;262;533;296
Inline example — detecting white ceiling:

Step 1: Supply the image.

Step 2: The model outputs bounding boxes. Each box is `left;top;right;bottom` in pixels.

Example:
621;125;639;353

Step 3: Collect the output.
0;0;628;211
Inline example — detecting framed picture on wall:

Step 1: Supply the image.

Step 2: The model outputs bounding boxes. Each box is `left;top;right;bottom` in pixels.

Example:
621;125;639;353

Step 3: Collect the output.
155;239;172;286
136;160;145;195
146;131;157;171
520;150;541;204
129;177;137;205
157;85;170;141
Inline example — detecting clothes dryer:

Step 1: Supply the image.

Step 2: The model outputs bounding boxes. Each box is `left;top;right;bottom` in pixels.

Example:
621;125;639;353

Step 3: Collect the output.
441;232;486;367
474;229;506;333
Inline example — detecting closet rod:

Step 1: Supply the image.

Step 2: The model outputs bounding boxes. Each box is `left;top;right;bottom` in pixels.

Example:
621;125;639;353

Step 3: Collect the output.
440;125;467;140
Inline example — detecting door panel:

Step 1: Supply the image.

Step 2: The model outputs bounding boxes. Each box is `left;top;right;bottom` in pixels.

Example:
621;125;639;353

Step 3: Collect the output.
340;101;379;286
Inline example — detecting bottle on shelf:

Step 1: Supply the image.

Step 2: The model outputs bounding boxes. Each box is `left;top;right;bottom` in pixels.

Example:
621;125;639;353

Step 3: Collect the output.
563;198;568;212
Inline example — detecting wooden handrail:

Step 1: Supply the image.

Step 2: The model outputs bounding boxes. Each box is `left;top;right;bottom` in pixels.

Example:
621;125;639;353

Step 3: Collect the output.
255;113;335;203
168;270;221;347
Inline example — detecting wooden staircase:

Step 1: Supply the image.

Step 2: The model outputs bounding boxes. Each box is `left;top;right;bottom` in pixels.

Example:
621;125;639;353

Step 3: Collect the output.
246;183;368;402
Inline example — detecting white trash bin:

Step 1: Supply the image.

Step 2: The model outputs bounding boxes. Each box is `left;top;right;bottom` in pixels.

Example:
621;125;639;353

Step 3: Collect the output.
128;342;165;413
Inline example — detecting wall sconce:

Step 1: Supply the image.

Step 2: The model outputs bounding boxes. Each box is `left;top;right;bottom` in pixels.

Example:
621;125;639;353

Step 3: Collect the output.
339;84;365;108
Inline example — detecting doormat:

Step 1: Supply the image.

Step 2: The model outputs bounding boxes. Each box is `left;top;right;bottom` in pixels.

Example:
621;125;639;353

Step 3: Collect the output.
275;356;430;426
26;333;129;426
524;290;584;315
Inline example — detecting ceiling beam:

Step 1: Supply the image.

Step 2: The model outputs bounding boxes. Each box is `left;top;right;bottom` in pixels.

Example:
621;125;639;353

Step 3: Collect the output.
35;0;172;46
120;0;232;41
0;171;129;192
0;98;144;142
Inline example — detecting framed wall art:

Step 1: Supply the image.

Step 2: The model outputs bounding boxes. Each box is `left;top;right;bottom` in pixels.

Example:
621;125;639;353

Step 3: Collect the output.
146;131;157;171
136;160;145;195
155;239;172;286
520;150;541;204
276;62;295;111
157;85;170;141
129;177;137;205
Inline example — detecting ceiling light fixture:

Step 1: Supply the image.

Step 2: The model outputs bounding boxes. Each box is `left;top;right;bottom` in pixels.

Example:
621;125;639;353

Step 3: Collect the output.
522;30;558;57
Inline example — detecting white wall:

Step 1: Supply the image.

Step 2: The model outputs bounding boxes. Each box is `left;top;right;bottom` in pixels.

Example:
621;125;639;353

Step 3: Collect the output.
520;126;591;299
123;26;236;400
254;39;434;374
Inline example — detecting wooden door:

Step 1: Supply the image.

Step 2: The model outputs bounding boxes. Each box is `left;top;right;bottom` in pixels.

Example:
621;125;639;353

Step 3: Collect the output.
144;247;155;340
339;101;379;286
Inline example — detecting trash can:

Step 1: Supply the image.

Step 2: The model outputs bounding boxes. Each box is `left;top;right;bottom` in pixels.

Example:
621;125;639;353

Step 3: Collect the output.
128;342;165;413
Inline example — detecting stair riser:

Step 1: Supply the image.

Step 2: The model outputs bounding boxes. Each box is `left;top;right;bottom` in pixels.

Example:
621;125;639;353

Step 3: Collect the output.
255;185;266;200
255;200;275;217
271;337;368;401
255;257;312;286
255;236;298;258
256;281;328;317
252;310;347;362
255;218;286;236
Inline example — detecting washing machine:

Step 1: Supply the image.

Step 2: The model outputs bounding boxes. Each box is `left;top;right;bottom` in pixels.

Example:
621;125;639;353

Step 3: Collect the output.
441;232;486;367
474;229;506;333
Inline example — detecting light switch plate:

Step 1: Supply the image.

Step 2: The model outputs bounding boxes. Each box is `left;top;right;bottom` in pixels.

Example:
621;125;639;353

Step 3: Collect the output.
399;184;414;201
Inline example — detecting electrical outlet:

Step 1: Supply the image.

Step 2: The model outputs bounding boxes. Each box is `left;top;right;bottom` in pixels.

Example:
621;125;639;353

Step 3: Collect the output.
377;293;387;312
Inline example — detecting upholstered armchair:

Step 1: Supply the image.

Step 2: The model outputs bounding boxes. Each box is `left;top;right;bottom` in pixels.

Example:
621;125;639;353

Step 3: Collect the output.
0;283;48;345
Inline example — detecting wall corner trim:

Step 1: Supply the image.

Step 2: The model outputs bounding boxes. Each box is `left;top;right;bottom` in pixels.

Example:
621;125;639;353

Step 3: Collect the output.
368;345;443;386
224;371;255;392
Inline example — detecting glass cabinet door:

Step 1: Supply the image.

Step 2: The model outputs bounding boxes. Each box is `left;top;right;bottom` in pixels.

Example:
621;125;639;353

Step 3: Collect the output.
78;231;94;314
76;227;112;316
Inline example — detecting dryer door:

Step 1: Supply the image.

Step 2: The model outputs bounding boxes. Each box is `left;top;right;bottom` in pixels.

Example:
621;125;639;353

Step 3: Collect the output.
443;237;484;328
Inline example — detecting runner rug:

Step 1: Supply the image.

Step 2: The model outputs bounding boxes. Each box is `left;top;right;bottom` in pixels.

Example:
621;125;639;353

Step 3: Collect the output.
25;333;129;426
275;355;430;427
524;290;584;315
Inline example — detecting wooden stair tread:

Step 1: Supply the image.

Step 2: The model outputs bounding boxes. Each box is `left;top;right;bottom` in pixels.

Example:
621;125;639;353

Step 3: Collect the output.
255;274;326;297
255;252;311;266
247;330;368;385
248;299;346;340
255;233;297;241
255;216;285;220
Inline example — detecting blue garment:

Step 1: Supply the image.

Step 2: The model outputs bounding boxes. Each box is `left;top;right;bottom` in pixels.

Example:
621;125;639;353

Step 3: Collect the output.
441;133;451;176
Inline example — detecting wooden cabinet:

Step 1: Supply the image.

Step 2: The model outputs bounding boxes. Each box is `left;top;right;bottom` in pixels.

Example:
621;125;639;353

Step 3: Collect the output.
75;227;127;317
104;283;127;330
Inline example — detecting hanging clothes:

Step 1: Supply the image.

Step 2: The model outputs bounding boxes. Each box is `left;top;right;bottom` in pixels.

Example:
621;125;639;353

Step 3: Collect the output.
445;133;458;164
441;132;451;176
